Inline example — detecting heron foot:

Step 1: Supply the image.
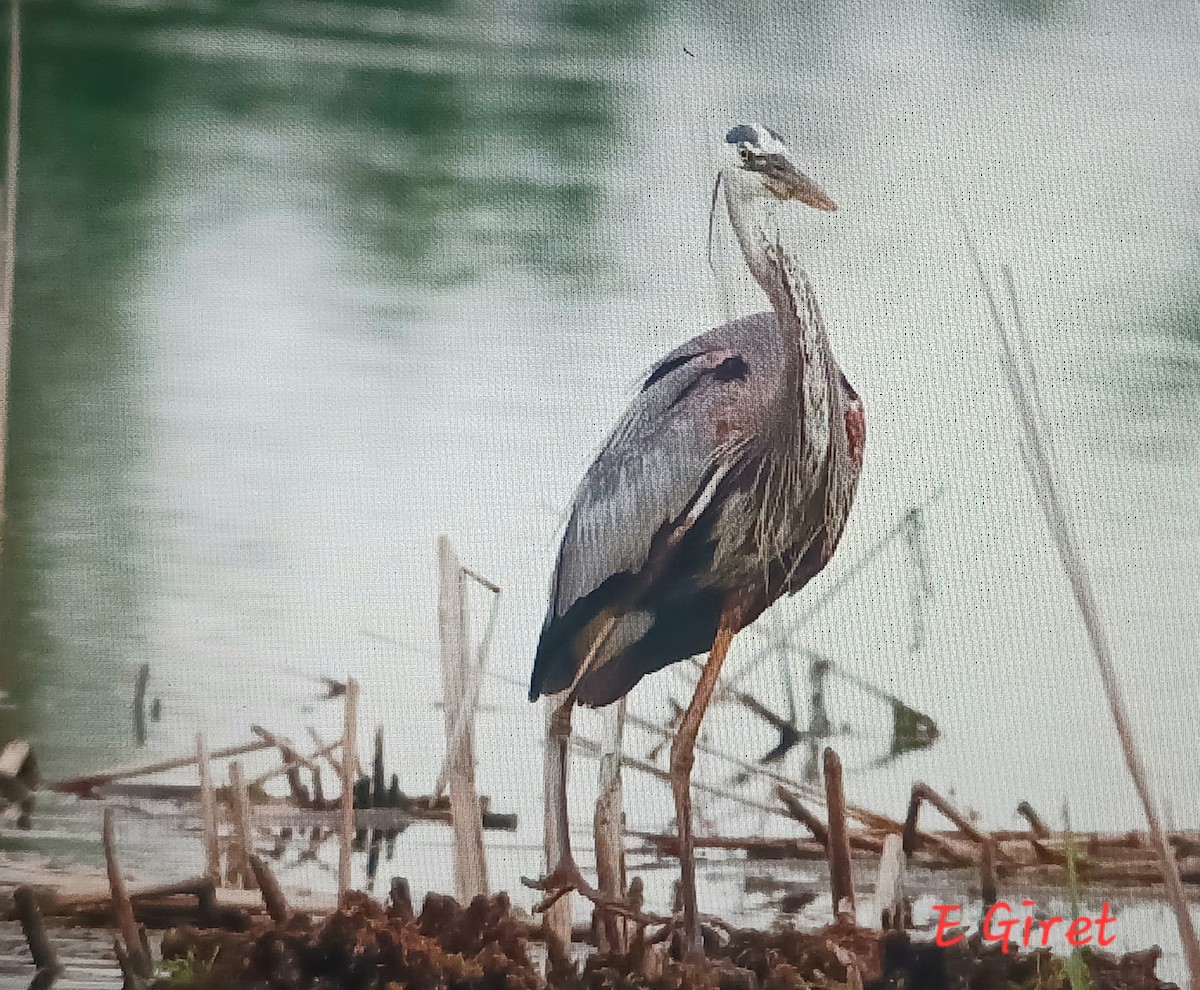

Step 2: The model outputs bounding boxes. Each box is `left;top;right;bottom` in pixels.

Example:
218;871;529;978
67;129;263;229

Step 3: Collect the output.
521;862;667;927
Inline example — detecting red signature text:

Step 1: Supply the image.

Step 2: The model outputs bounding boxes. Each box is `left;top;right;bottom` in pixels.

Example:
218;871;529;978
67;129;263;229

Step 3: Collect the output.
932;901;1116;952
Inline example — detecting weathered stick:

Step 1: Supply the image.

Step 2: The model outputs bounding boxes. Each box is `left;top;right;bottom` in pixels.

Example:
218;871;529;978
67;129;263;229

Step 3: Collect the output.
102;809;151;979
113;935;149;990
228;761;254;890
902;782;998;867
873;833;906;930
248;738;339;790
824;748;854;922
777;786;829;847
1016;800;1050;838
249;854;289;924
338;677;360;904
14;885;59;976
196;735;221;884
51;738;273;796
593;698;628;953
431;570;500;803
437;536;488;902
251;726;318;770
980;837;998;908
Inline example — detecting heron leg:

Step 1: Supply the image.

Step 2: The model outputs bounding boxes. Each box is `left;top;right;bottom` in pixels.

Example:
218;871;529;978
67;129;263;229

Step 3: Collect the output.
545;695;577;876
670;613;737;961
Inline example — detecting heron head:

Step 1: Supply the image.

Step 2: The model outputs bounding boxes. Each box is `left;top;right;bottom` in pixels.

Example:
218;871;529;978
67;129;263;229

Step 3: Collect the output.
722;124;837;212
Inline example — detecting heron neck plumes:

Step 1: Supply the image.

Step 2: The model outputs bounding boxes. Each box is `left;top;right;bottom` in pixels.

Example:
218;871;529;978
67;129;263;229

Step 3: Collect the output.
722;171;832;397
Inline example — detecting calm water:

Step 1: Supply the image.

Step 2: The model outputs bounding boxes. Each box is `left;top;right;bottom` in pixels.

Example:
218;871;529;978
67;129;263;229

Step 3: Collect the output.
1;0;1198;976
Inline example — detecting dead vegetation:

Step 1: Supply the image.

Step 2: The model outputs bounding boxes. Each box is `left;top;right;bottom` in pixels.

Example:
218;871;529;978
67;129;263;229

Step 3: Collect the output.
150;887;1178;990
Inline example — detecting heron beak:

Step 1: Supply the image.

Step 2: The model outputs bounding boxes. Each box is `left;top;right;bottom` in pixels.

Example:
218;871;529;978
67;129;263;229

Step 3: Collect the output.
775;161;838;212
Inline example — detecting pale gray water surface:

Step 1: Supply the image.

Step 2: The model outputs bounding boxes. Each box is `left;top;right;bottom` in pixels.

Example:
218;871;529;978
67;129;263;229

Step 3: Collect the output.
0;0;1198;978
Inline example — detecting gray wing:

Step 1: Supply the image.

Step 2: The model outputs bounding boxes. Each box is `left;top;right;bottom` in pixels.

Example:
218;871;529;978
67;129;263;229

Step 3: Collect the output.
547;324;769;621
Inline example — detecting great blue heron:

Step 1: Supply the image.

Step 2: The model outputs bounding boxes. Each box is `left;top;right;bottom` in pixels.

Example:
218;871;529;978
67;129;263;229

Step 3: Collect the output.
527;123;865;956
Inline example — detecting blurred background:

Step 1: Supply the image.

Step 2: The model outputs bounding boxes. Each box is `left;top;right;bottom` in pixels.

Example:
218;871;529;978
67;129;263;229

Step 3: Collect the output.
0;0;1197;967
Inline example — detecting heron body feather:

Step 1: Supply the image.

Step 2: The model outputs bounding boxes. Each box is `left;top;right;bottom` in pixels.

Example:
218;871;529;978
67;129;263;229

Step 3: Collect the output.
529;300;863;707
529;131;862;708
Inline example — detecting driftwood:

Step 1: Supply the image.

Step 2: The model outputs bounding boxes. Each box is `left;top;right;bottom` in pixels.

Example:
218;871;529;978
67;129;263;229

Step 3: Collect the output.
51;738;274;797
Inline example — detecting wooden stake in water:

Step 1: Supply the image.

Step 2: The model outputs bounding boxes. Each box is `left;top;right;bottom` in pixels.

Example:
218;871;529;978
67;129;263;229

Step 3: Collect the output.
437;536;488;903
338;677;359;904
228;761;254;890
195;734;221;884
823;748;854;922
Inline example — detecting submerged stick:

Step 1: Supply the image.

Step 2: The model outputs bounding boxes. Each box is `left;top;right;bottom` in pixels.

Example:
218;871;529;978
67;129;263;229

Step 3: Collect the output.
973;246;1200;989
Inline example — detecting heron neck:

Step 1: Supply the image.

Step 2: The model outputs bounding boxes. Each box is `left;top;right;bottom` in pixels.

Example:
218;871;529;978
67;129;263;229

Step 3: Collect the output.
723;176;828;368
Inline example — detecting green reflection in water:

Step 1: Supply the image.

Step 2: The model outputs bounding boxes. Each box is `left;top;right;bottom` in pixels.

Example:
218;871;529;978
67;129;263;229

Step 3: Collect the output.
0;6;163;771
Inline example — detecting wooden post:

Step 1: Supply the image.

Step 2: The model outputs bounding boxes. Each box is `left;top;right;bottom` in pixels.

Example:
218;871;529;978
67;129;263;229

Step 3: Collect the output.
437;535;488;902
102;809;151;979
980;837;998;908
338;677;360;904
543;697;572;952
196;735;221;885
228;761;255;890
823;748;854;922
593;698;627;952
874;833;906;930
